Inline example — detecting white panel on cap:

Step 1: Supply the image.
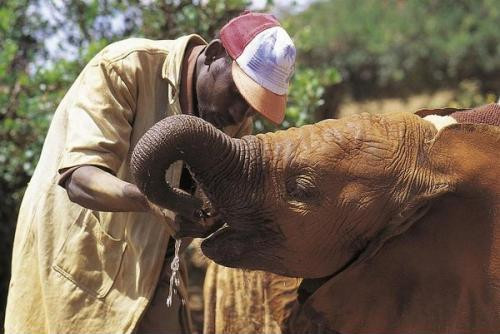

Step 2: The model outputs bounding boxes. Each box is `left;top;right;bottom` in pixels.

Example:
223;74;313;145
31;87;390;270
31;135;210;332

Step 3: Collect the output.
236;26;296;95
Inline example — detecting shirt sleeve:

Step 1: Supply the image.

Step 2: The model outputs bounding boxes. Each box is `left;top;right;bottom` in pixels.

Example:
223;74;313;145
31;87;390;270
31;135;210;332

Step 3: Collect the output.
58;60;136;185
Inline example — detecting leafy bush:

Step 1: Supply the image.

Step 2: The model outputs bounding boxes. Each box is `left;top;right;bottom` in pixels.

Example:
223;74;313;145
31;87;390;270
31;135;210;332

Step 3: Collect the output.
285;0;500;98
254;66;341;132
449;79;498;107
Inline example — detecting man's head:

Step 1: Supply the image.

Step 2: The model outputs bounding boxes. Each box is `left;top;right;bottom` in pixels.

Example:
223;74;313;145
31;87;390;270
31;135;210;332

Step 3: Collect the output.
194;12;296;128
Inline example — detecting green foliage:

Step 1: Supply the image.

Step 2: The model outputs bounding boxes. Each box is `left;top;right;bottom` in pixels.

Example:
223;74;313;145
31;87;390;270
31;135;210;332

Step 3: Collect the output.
285;0;500;96
1;0;43;325
254;66;341;132
450;80;498;108
287;67;341;126
136;0;251;40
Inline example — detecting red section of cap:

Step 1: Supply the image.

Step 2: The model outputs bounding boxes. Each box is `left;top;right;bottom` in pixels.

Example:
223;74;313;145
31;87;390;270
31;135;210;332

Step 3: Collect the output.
220;12;280;60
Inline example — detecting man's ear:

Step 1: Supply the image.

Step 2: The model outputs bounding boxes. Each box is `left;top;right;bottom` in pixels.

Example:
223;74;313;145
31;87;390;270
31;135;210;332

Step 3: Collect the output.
204;39;227;66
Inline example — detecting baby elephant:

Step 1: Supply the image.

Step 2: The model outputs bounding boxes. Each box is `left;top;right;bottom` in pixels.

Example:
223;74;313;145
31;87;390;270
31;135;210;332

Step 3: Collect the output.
131;104;500;333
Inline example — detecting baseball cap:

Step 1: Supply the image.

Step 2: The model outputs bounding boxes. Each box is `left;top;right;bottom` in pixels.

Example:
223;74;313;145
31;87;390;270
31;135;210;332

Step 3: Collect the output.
220;12;296;124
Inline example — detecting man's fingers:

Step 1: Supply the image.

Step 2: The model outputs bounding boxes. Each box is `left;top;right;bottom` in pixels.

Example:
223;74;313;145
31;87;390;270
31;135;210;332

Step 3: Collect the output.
174;214;223;238
147;200;222;238
147;201;180;235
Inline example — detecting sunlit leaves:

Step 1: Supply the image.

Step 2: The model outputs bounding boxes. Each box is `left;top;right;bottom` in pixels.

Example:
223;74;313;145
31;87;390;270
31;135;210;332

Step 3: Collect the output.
284;0;500;94
254;66;341;132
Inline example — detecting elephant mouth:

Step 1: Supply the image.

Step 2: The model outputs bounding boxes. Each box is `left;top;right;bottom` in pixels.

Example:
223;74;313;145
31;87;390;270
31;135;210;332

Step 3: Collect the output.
201;223;249;266
206;223;231;240
201;222;287;274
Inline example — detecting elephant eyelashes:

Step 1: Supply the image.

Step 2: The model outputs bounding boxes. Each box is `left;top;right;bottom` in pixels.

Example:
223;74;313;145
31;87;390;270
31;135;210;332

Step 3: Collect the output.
285;174;319;202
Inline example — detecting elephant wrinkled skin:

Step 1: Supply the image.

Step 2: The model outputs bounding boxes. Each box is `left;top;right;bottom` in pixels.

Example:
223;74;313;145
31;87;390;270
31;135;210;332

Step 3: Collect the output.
131;106;500;333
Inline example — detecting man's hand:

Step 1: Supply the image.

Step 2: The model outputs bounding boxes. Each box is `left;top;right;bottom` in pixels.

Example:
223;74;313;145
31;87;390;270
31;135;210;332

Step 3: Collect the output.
147;200;221;238
147;201;180;236
148;201;222;238
64;165;152;212
63;165;222;238
174;213;222;238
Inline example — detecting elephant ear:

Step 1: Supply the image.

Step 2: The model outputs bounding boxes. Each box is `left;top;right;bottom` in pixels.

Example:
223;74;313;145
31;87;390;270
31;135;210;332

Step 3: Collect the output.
414;106;470;117
300;123;500;334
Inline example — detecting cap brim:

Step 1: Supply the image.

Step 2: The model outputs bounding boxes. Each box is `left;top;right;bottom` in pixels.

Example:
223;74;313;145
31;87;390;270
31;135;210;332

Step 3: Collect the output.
232;61;286;125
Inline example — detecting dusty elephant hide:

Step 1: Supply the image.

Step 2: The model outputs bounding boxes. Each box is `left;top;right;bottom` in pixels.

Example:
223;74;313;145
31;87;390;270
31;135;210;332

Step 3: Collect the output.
130;104;500;334
281;104;500;334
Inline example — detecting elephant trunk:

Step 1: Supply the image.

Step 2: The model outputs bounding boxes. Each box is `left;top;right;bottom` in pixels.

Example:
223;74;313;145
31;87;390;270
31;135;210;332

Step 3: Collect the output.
130;115;250;220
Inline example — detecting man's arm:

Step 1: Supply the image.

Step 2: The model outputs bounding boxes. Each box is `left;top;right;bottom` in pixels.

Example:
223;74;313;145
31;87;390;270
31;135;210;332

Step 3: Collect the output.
63;165;189;237
64;165;150;212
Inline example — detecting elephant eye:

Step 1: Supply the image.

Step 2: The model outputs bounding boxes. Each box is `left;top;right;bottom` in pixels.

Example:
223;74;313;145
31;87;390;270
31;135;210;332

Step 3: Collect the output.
285;175;319;202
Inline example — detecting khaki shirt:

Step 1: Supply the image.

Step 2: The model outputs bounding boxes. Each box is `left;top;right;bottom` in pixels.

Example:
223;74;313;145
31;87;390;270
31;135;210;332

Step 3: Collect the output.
5;35;252;334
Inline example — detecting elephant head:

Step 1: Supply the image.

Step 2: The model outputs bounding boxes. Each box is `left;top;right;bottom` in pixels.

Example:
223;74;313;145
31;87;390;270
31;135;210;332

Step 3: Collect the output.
131;107;500;333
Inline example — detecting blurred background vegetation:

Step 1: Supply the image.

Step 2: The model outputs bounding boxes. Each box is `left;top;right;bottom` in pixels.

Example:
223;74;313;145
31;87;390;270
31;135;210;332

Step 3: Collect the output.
1;0;499;330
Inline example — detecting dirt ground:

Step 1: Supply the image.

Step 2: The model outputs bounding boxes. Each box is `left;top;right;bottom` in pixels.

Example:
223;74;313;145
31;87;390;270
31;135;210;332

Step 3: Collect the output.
337;90;457;118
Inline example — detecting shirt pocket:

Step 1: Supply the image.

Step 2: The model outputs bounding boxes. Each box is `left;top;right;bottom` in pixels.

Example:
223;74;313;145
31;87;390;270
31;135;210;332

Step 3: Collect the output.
52;210;127;299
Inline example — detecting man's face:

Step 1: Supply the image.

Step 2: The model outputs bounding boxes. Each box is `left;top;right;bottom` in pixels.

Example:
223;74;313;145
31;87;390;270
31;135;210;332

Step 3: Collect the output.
196;55;254;129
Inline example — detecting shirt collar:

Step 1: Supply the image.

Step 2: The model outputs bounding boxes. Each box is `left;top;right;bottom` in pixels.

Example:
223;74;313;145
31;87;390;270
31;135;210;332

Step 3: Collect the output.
182;44;206;116
162;34;207;115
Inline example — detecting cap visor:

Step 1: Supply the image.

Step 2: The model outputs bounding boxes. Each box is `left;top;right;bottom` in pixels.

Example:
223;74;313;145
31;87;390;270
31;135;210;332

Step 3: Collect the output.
232;61;286;125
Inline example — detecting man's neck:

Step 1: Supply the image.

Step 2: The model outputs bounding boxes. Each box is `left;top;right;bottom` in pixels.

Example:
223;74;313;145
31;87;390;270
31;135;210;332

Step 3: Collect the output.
180;44;205;116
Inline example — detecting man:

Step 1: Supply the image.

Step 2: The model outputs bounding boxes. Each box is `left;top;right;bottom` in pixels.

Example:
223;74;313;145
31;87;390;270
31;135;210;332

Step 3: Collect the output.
5;11;296;334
